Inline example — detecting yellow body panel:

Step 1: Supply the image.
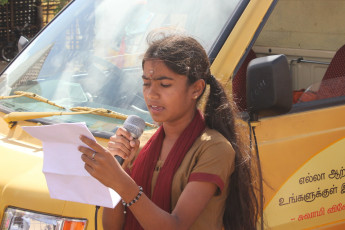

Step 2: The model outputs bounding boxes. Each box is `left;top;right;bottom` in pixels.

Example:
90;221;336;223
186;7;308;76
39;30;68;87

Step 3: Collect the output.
256;105;345;229
264;136;345;229
257;105;345;202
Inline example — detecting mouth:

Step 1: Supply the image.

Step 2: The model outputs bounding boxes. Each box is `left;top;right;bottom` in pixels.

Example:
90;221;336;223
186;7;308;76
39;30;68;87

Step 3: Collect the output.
149;105;164;112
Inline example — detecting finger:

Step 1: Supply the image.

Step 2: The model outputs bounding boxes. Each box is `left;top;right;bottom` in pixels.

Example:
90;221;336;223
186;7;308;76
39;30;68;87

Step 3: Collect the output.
81;153;97;168
80;135;106;153
108;135;131;151
108;142;130;155
79;146;97;159
129;139;139;148
107;148;127;159
107;144;131;159
115;127;133;141
108;135;133;159
128;139;140;159
84;162;95;176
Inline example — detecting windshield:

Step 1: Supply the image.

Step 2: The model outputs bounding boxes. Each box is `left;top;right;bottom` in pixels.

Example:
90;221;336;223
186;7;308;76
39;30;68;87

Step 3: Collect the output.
0;0;241;134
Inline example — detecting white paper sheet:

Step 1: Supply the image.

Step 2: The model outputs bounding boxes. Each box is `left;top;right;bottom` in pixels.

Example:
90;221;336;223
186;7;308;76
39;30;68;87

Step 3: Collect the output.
22;122;120;208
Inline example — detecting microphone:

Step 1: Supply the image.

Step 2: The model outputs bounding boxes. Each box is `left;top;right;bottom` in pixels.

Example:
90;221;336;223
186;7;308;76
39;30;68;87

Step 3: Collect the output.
115;115;146;165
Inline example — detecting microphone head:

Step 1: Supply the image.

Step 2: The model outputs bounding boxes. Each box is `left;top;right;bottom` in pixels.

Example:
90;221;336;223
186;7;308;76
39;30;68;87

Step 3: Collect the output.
123;115;146;138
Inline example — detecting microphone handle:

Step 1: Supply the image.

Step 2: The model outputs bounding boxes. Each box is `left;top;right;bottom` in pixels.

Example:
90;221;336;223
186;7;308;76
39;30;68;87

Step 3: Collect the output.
115;155;124;165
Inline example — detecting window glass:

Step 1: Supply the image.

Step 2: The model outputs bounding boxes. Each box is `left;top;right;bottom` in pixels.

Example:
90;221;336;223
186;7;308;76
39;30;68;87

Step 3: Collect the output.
0;0;241;133
252;0;345;107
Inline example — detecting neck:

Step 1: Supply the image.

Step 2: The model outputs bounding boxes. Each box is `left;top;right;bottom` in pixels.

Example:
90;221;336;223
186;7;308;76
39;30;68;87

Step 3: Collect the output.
162;109;197;140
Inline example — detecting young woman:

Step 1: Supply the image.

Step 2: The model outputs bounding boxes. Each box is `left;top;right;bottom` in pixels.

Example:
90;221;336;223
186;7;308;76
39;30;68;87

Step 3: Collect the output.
79;34;259;230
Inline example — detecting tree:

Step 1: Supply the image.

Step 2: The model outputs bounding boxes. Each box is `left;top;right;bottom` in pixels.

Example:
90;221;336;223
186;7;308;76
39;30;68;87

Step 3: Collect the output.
0;0;8;6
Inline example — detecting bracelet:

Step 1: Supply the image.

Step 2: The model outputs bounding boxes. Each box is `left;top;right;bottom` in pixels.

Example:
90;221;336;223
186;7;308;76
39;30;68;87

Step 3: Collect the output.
122;186;143;208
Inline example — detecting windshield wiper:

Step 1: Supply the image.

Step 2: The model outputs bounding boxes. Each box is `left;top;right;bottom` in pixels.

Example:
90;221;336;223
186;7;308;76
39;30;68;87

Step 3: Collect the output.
70;106;127;120
70;107;156;127
3;106;155;128
0;91;65;109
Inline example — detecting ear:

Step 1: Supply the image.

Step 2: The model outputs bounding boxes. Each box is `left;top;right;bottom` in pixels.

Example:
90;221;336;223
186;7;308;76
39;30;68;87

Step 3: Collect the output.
191;79;206;99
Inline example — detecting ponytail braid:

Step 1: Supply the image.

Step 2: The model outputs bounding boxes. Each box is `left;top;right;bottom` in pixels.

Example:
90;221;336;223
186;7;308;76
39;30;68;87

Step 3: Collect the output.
204;74;259;230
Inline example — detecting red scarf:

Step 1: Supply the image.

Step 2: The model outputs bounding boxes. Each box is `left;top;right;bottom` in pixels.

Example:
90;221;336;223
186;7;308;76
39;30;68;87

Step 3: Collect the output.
124;110;206;230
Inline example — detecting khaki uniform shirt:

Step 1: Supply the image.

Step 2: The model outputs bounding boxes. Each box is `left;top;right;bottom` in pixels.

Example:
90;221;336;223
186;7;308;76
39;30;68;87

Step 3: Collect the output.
151;128;235;230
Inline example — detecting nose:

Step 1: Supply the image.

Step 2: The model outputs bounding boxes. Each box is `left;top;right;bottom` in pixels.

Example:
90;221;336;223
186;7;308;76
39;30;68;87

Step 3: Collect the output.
144;83;160;100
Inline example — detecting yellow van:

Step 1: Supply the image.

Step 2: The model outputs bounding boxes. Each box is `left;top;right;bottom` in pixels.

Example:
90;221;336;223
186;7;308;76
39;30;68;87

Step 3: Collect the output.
1;0;344;229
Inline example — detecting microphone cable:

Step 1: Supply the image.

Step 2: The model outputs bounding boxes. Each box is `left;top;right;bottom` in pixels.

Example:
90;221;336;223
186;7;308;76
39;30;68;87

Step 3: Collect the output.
248;120;264;230
95;205;100;230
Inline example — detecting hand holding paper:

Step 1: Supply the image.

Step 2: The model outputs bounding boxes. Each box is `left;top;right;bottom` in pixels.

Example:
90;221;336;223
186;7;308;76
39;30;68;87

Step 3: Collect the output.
22;123;121;208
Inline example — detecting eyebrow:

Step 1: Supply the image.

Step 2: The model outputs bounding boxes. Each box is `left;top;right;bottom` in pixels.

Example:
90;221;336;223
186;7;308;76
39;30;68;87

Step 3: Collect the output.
142;75;174;81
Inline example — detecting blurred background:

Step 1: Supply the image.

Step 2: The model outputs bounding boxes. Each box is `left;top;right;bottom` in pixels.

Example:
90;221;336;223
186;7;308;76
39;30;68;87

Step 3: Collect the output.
0;0;70;71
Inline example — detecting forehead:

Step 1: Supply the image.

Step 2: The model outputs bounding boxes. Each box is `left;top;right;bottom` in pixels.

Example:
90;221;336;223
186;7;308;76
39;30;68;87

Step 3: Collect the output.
143;60;168;73
143;60;181;78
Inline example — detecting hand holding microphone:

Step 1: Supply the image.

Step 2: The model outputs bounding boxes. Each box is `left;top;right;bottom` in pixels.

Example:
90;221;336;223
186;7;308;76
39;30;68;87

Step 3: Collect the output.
108;115;146;166
79;115;145;189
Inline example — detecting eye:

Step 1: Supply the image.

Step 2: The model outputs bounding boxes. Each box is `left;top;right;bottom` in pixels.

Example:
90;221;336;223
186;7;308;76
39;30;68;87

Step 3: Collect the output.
161;83;171;88
142;79;151;87
160;80;171;88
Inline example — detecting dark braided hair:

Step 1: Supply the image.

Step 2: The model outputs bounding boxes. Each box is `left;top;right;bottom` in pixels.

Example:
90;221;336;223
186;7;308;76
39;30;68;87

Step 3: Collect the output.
143;33;260;230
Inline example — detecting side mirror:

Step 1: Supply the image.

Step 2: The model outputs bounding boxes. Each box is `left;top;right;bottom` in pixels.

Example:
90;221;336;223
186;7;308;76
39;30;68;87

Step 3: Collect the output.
18;36;30;52
246;54;292;121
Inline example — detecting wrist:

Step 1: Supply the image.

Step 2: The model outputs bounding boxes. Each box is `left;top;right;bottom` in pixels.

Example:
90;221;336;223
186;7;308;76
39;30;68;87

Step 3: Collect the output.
121;186;143;212
113;171;140;200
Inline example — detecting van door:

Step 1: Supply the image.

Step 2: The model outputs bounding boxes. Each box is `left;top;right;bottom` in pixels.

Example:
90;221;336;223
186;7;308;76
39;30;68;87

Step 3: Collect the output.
257;106;345;229
241;0;345;229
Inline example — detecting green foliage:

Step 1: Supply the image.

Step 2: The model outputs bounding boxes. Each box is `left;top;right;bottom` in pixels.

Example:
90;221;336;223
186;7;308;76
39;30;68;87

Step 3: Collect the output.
42;0;69;15
0;0;8;6
54;0;69;14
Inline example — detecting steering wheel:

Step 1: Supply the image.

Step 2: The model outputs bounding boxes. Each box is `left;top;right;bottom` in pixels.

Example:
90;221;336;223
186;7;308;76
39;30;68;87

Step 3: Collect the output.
81;55;124;103
90;55;123;77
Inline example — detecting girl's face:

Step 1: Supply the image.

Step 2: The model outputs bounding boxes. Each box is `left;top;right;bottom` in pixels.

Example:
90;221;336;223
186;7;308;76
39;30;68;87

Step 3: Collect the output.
142;60;202;126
